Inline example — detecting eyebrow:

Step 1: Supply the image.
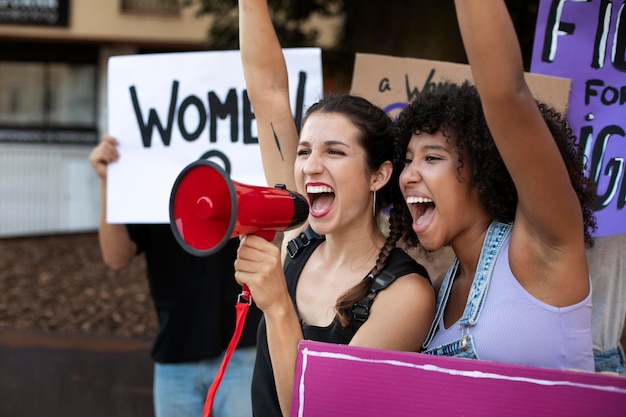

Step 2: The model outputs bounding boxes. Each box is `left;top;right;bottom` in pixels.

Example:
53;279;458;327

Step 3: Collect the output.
423;144;449;151
298;140;350;148
411;143;451;153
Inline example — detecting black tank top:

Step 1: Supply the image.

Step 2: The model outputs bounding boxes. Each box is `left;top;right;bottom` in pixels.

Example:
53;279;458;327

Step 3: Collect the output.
251;229;429;416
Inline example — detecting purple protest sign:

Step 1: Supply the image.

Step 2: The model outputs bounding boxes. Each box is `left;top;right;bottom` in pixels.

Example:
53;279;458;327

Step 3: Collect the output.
291;340;626;417
531;0;626;237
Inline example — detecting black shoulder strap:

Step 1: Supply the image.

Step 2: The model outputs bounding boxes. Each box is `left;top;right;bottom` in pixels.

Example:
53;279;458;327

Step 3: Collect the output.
286;227;323;259
352;250;429;322
283;227;324;278
283;227;324;305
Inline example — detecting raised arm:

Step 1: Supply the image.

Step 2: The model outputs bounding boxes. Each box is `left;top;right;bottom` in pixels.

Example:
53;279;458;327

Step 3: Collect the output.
239;0;299;192
88;135;137;270
454;1;588;295
238;1;308;415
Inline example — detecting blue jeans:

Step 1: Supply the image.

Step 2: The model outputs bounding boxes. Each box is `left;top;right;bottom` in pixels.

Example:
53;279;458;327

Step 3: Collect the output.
594;346;626;375
153;346;256;417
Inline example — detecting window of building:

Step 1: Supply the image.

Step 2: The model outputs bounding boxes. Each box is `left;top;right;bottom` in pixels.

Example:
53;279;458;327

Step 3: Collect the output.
121;0;180;16
0;61;96;128
0;41;99;144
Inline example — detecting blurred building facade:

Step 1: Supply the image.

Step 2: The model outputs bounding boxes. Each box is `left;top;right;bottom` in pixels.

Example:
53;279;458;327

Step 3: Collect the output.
0;0;213;237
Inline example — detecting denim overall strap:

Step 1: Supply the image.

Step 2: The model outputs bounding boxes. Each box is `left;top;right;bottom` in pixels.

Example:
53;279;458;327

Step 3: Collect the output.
458;221;512;327
421;259;459;350
421;221;512;350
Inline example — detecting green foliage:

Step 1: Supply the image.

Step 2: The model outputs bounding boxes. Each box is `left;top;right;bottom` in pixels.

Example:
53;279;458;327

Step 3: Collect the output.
185;0;342;49
182;0;540;91
185;0;539;70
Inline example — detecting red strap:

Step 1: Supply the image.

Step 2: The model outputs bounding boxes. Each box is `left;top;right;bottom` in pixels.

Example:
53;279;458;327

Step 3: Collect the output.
202;285;251;417
202;231;275;416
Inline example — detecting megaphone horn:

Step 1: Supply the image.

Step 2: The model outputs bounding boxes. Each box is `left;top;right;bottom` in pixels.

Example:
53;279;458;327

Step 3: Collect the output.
170;159;309;256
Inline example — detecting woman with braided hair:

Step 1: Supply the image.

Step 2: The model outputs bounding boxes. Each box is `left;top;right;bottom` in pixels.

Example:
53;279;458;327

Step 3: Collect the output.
233;0;434;416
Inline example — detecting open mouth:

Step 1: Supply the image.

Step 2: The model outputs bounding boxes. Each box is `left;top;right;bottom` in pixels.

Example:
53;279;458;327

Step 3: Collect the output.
406;196;435;226
307;184;335;217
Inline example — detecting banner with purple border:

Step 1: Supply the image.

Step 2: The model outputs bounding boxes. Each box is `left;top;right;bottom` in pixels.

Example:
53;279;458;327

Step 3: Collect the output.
531;0;626;237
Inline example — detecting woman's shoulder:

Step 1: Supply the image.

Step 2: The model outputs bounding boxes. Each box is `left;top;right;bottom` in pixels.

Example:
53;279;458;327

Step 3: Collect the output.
386;248;431;282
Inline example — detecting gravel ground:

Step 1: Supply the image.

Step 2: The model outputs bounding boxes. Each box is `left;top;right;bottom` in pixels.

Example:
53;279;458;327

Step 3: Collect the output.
0;231;448;340
0;232;451;340
0;232;158;339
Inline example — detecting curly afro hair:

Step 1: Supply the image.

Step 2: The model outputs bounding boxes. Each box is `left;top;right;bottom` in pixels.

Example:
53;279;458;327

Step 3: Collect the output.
392;81;596;249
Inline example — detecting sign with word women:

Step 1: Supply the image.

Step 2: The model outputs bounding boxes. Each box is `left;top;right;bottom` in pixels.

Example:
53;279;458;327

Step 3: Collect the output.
106;48;322;223
531;0;626;237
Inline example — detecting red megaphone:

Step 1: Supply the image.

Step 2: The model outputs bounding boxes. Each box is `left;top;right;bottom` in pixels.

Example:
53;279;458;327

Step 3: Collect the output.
169;159;309;256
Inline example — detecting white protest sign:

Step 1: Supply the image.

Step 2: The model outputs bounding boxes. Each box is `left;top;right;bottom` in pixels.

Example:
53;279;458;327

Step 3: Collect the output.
106;48;323;223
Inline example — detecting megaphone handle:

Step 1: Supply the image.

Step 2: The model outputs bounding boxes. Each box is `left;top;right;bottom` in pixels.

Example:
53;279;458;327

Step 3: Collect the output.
254;229;277;242
237;229;276;304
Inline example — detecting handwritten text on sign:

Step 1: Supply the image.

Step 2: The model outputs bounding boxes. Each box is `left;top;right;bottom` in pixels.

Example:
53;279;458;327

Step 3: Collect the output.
531;0;626;237
106;48;323;223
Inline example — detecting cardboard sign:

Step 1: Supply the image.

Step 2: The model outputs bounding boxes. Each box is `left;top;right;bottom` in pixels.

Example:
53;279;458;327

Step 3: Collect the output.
292;340;626;417
350;53;573;278
531;0;625;237
106;48;323;223
351;53;571;118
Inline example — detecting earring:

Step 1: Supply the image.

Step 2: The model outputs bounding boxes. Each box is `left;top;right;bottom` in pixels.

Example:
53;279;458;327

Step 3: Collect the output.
372;190;377;218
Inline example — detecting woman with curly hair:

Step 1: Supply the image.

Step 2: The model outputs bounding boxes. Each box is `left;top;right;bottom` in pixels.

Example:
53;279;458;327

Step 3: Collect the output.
394;0;596;371
235;0;435;415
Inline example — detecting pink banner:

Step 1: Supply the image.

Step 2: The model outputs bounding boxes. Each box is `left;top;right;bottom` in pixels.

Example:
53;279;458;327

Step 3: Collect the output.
292;340;626;417
531;0;626;237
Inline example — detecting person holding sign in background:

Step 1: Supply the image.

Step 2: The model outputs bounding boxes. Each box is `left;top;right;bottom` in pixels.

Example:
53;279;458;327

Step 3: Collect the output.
528;0;626;377
394;0;597;370
587;232;626;375
235;0;436;415
89;135;261;417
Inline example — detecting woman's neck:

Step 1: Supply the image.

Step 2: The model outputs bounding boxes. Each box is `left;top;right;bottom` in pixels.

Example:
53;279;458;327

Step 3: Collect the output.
322;224;385;271
450;218;492;278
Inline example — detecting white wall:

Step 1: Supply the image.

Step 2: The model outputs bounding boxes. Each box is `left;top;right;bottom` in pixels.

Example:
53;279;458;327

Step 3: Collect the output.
0;0;213;47
0;143;100;237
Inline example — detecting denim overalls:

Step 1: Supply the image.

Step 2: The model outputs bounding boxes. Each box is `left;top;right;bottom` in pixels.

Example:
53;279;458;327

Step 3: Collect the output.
594;346;626;375
421;221;512;358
